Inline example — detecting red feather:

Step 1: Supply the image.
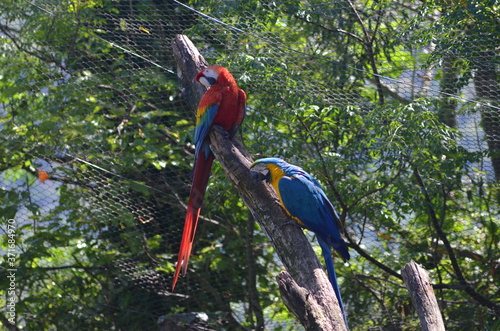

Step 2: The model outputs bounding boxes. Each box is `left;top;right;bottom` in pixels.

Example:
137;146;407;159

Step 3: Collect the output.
172;151;214;290
172;66;246;291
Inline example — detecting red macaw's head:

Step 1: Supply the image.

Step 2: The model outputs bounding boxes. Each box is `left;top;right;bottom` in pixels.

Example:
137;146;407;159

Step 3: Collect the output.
195;65;230;88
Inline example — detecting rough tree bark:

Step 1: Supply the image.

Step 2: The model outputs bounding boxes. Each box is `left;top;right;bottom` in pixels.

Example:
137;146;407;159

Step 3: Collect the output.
401;261;445;331
171;34;348;331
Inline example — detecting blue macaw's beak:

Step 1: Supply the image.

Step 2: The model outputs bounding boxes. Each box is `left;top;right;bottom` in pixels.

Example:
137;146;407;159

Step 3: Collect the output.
250;162;271;182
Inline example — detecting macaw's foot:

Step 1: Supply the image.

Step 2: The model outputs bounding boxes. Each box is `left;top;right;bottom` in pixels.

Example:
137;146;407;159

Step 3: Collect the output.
279;219;303;229
212;125;229;138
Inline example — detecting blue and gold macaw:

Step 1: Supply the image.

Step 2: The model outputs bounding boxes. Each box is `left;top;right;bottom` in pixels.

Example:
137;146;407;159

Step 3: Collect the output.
251;157;350;327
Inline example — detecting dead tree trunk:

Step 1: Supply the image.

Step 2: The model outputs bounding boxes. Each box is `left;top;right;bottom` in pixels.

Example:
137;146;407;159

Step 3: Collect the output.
401;261;445;331
172;34;348;331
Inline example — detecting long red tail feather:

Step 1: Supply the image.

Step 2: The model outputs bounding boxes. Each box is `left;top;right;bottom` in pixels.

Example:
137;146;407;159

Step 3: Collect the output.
172;152;215;291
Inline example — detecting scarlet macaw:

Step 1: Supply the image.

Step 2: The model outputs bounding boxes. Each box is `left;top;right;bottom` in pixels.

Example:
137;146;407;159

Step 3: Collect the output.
172;65;246;291
251;158;350;327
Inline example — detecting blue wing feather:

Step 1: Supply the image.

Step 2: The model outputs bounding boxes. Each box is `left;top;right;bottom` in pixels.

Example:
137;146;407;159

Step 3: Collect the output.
278;174;349;260
278;175;324;231
194;104;219;159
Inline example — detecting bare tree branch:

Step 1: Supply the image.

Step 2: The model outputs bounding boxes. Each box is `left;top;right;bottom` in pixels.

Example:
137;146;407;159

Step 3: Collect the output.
344;231;402;280
292;14;364;43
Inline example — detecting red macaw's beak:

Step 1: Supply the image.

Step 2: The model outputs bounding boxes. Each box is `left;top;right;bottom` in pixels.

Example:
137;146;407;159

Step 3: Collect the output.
195;70;217;87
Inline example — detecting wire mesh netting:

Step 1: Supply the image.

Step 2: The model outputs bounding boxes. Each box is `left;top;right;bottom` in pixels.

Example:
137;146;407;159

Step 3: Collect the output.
1;0;499;330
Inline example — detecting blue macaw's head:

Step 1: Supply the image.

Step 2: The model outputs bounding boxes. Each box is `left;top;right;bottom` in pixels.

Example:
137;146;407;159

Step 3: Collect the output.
251;158;324;191
250;161;271;183
250;158;302;183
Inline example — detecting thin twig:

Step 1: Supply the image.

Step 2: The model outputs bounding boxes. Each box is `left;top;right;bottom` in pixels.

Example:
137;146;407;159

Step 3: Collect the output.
346;0;385;104
344;231;402;280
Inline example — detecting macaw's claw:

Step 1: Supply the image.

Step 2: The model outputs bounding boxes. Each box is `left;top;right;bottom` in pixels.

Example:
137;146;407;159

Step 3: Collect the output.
212;124;229;137
279;219;303;229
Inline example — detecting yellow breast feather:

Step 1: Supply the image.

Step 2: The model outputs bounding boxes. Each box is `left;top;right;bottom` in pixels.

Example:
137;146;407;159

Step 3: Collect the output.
266;164;304;225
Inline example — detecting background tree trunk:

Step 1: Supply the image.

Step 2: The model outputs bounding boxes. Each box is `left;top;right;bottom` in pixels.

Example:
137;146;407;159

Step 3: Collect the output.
473;50;500;181
439;55;459;128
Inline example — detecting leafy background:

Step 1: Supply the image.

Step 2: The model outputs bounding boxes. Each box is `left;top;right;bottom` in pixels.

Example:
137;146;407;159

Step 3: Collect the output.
1;0;499;330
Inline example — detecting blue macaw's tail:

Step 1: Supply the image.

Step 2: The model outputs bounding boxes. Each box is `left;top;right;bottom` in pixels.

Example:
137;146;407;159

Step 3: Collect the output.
329;236;350;262
319;239;349;329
